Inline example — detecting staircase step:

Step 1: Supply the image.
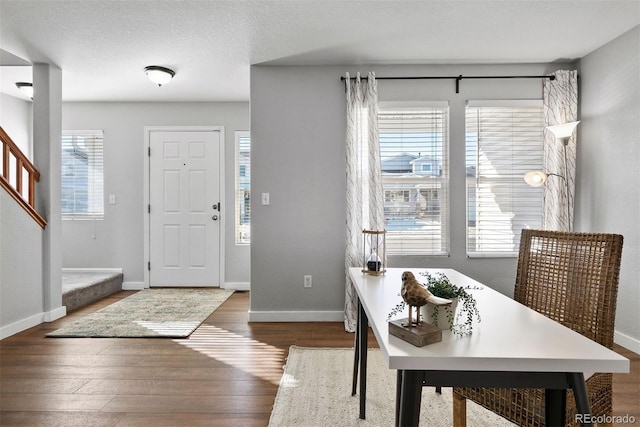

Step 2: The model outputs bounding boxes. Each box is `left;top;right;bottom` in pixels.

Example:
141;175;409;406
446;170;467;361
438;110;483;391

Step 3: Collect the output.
62;271;123;312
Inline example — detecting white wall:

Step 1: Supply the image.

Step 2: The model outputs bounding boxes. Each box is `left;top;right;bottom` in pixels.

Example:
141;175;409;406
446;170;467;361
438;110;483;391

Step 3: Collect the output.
249;62;572;321
61;102;250;287
578;25;640;351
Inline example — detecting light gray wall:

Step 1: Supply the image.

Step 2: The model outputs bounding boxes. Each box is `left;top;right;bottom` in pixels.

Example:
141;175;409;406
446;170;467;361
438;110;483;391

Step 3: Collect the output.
0;64;63;338
0;93;32;157
0;187;43;336
0;99;42;337
578;25;640;348
249;62;571;318
61;102;250;286
33;63;63;319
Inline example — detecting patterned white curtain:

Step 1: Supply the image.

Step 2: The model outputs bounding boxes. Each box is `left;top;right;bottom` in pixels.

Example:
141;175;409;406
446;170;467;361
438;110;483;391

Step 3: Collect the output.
344;72;385;332
543;70;578;231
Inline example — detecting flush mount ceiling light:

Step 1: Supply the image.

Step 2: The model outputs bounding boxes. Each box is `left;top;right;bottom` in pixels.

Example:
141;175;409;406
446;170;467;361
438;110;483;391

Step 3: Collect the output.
15;82;33;99
144;65;175;86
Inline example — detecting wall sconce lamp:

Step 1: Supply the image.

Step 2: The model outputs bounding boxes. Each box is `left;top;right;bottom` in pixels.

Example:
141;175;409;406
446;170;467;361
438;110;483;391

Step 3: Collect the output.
144;65;175;86
15;82;33;99
524;121;580;231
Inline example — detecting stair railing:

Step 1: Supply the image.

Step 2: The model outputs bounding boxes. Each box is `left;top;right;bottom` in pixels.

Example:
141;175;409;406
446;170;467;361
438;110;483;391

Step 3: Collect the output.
0;126;47;228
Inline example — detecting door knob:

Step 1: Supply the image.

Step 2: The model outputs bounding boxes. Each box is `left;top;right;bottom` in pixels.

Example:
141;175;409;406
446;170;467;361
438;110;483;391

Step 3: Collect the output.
212;215;218;221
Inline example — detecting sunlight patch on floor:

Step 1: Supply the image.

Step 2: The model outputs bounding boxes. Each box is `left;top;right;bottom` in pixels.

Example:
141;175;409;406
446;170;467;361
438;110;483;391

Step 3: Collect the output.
134;320;200;336
174;325;286;385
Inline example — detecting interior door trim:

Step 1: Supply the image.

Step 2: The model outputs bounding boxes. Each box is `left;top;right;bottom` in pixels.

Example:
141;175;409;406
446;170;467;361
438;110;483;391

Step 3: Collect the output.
143;126;225;289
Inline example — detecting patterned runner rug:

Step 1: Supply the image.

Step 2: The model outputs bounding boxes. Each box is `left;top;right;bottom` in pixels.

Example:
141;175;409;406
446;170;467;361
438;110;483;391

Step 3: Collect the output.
47;288;233;338
269;346;515;427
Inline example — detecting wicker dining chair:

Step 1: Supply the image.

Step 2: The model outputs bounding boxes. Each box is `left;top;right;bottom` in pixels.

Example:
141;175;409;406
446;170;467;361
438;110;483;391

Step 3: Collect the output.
452;229;624;427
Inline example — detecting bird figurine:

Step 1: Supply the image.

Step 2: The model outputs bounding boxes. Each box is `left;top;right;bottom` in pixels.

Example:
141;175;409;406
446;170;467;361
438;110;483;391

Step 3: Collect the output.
401;271;452;327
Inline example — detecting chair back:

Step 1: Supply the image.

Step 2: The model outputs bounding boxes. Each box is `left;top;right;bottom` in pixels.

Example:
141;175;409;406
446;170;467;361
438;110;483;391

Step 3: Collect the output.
515;229;623;348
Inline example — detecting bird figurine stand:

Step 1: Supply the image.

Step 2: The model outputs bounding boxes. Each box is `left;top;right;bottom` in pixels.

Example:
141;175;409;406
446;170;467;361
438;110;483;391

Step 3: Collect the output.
388;271;452;347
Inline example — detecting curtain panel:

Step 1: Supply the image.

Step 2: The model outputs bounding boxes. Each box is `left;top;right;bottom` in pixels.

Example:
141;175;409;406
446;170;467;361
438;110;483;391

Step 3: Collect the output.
344;72;385;332
542;70;578;231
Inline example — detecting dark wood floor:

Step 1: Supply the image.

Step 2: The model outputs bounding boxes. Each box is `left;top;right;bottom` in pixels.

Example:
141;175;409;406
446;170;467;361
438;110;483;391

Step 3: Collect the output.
1;291;638;426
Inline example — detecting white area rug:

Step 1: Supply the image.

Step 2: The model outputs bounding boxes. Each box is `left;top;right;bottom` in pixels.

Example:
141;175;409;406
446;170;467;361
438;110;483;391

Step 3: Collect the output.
269;346;516;427
47;288;233;338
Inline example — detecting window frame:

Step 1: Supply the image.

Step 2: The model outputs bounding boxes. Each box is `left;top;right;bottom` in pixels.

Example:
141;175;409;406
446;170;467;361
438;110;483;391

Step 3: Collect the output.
61;130;104;220
235;130;251;245
378;101;450;256
465;100;544;257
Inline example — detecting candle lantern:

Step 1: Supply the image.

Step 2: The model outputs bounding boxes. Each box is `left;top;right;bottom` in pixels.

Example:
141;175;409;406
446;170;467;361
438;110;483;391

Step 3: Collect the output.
362;229;386;275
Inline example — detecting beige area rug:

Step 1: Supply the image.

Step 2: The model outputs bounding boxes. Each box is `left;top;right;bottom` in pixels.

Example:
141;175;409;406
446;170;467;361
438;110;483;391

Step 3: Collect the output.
47;288;234;338
269;346;516;427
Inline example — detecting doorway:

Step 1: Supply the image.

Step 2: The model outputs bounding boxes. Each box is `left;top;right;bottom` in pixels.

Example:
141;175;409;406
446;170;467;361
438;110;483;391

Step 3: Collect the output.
144;126;224;287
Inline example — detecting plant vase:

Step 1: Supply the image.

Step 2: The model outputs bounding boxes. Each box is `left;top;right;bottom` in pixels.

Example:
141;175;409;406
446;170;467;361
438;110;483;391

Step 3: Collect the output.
422;297;459;330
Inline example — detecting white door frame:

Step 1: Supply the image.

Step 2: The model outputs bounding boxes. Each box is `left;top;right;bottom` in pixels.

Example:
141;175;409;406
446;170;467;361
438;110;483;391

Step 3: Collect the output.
143;126;225;289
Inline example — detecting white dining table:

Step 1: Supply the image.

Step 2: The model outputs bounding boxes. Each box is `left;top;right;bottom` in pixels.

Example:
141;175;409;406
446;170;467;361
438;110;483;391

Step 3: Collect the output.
349;267;630;427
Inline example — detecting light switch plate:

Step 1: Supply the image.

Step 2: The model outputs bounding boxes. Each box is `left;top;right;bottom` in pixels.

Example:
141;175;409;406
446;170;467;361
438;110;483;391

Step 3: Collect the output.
262;192;270;205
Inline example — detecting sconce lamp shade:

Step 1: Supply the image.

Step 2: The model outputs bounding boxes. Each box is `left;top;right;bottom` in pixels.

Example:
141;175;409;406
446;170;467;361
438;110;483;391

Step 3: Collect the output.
144;66;175;86
546;121;580;139
524;171;548;187
15;82;33;99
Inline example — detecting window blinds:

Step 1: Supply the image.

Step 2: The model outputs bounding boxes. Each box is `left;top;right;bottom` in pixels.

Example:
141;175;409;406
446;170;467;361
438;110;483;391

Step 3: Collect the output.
465;101;543;255
235;131;251;244
378;103;449;255
61;130;104;219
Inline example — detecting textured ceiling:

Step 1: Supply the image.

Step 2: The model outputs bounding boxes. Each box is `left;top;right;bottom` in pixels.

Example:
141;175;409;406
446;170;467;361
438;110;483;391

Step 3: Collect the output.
1;0;639;102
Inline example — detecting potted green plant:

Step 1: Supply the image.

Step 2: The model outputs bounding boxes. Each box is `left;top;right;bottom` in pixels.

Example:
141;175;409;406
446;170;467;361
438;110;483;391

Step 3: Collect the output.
388;272;481;337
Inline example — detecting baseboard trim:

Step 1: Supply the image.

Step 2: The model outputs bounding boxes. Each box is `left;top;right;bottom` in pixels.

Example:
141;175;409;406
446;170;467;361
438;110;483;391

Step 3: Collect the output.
0;313;43;340
43;306;67;322
615;329;640;354
249;310;343;322
224;282;250;291
122;281;146;290
1;305;66;340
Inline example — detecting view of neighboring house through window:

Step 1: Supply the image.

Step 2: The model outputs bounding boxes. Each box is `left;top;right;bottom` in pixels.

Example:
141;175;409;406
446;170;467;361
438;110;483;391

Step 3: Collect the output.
465;100;544;255
235;131;250;244
378;102;449;255
61;130;104;219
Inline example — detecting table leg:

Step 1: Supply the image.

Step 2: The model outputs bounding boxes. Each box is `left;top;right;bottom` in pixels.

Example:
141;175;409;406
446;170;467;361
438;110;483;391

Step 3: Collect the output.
567;373;593;427
395;371;402;427
398;370;423;427
358;299;368;420
351;312;360;396
545;388;567;427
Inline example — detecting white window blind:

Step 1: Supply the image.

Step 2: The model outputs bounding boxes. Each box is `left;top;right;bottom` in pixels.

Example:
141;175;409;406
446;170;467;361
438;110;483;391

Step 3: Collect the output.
465;101;543;256
61;130;104;219
235;131;251;244
378;103;449;255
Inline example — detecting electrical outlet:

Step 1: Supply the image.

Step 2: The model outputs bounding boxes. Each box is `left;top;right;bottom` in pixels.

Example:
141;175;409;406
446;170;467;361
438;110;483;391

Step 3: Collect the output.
303;275;312;288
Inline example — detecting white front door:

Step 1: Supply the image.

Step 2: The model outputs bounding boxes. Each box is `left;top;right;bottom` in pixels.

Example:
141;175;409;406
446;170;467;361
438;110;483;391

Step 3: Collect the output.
148;129;222;287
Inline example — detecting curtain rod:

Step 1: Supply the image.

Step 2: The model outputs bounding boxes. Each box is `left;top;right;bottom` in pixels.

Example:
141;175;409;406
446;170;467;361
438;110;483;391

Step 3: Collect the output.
340;74;556;94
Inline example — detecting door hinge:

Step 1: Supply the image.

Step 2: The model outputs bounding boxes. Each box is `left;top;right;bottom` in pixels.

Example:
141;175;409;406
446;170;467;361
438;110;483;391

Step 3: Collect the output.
148;204;151;213
148;146;151;156
148;261;151;271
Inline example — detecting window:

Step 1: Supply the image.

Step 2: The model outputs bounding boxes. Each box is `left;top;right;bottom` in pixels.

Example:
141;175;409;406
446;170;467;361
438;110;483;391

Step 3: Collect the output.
61;130;104;219
235;131;251;244
378;102;449;255
465;100;544;256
